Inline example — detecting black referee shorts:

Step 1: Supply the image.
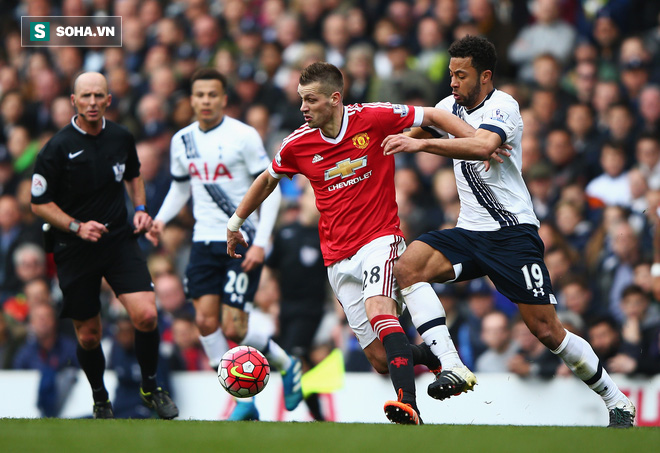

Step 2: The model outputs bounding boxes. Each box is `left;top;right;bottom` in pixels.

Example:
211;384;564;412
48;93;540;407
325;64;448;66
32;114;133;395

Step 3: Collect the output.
54;230;153;321
416;224;556;305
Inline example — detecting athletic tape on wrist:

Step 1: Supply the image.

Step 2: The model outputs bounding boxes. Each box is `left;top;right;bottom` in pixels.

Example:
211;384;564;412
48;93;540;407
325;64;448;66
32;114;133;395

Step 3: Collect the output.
227;213;245;232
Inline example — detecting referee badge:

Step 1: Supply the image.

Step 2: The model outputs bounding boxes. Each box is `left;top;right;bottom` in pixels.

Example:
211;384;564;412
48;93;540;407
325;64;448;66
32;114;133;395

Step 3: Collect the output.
31;173;47;196
112;162;125;182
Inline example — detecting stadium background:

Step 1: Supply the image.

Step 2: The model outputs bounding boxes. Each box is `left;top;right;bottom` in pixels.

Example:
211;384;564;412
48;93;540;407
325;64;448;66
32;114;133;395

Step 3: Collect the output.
1;0;660;425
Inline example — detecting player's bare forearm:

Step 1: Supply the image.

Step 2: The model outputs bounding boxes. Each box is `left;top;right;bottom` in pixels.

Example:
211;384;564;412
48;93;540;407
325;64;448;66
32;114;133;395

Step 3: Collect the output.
383;128;509;162
421;107;475;138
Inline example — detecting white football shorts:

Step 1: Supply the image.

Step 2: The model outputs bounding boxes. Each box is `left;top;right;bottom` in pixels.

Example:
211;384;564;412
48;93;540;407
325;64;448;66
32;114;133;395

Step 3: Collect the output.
327;234;406;349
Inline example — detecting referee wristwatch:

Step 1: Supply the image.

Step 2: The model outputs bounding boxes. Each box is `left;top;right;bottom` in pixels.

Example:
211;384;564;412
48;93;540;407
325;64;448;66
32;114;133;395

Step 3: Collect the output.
68;219;81;234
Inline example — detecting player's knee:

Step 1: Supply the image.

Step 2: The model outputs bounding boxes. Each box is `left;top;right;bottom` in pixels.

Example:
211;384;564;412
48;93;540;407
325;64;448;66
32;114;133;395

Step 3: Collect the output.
133;307;158;332
393;257;419;289
77;333;101;350
195;313;219;336
373;359;389;374
222;320;247;343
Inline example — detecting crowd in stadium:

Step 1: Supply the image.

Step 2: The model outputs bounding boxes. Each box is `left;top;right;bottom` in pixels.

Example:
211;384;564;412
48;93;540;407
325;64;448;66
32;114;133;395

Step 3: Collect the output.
1;0;660;417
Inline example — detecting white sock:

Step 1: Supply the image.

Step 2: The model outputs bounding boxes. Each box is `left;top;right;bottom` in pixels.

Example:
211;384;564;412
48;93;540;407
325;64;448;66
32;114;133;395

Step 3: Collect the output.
199;328;229;369
241;314;292;371
552;330;627;409
402;282;464;369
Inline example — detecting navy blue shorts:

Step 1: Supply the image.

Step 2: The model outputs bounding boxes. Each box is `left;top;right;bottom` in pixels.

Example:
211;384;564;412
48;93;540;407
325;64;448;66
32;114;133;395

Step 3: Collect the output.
417;224;556;305
186;241;262;311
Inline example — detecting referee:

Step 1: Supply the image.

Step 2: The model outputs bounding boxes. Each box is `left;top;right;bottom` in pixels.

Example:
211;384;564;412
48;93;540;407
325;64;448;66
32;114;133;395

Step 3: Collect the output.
30;72;178;420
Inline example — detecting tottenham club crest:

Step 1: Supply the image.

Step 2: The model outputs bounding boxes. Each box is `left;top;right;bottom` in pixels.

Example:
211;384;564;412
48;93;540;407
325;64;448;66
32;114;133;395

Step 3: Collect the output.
113;163;126;182
351;132;370;150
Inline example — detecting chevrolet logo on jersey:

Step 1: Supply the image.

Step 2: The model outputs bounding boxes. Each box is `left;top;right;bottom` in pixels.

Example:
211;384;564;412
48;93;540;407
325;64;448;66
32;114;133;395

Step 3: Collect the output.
325;157;367;180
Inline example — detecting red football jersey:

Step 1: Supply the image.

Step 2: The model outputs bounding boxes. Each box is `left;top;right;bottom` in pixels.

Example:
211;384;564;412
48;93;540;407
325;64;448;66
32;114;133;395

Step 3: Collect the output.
270;103;423;265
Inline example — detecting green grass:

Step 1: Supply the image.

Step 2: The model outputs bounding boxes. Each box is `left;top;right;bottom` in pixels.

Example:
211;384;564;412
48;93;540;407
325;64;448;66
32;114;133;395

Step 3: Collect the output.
1;418;658;453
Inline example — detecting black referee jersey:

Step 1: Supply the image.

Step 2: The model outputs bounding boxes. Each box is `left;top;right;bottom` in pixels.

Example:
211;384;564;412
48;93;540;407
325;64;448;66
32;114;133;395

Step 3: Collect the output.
31;116;141;244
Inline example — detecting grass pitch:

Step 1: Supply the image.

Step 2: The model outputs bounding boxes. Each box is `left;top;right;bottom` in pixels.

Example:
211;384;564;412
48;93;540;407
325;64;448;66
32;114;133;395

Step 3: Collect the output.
1;418;658;453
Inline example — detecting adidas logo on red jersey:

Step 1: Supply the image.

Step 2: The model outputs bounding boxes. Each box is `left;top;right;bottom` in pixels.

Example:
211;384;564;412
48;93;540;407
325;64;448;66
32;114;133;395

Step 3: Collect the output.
312;154;323;163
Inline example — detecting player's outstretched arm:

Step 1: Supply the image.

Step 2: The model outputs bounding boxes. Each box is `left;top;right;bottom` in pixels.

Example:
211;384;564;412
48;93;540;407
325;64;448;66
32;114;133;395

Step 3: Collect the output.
227;169;281;259
383;128;510;162
421;107;475;138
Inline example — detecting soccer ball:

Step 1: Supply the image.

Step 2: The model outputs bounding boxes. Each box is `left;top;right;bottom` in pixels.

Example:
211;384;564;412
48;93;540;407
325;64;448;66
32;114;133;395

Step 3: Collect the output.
218;345;270;398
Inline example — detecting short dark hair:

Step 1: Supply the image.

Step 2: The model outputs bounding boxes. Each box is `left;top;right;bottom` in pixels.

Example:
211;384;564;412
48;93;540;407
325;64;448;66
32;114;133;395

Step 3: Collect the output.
299;62;344;98
448;35;497;76
191;68;227;90
621;284;648;301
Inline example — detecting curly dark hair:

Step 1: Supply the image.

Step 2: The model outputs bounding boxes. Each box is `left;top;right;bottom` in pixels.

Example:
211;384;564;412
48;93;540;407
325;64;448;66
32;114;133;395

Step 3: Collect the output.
448;35;497;76
299;62;344;97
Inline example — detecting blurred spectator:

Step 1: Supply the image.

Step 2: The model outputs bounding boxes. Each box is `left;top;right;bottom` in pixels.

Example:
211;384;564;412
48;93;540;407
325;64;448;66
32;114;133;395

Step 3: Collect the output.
565;102;603;179
610;285;660;374
7;125;40;180
635;134;660;190
591;13;621;77
1;90;28;144
618;36;652;106
49;96;75;131
0;196;42;303
169;311;208;371
466;0;518;78
565;60;599;105
13;303;78;417
587;315;633;365
545;244;579;292
193;15;223;68
596;220;642;321
413;16;449;100
637;84;660;135
508;0;576;83
475;311;517;373
526;162;556;222
321;12;350;69
136;141;169;217
592;80;622;133
0;144;20;196
559;274;602;323
372;35;434;105
456;278;496;370
0;308;24;369
344;43;376;105
544;127;585;189
603;102;637;156
554;200;592;253
25;68;61;135
585;141;631;209
531;53;576;112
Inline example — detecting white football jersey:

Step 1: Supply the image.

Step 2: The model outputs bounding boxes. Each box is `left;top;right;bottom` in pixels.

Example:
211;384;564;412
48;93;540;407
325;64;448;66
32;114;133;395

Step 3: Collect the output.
170;117;270;242
432;89;539;231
